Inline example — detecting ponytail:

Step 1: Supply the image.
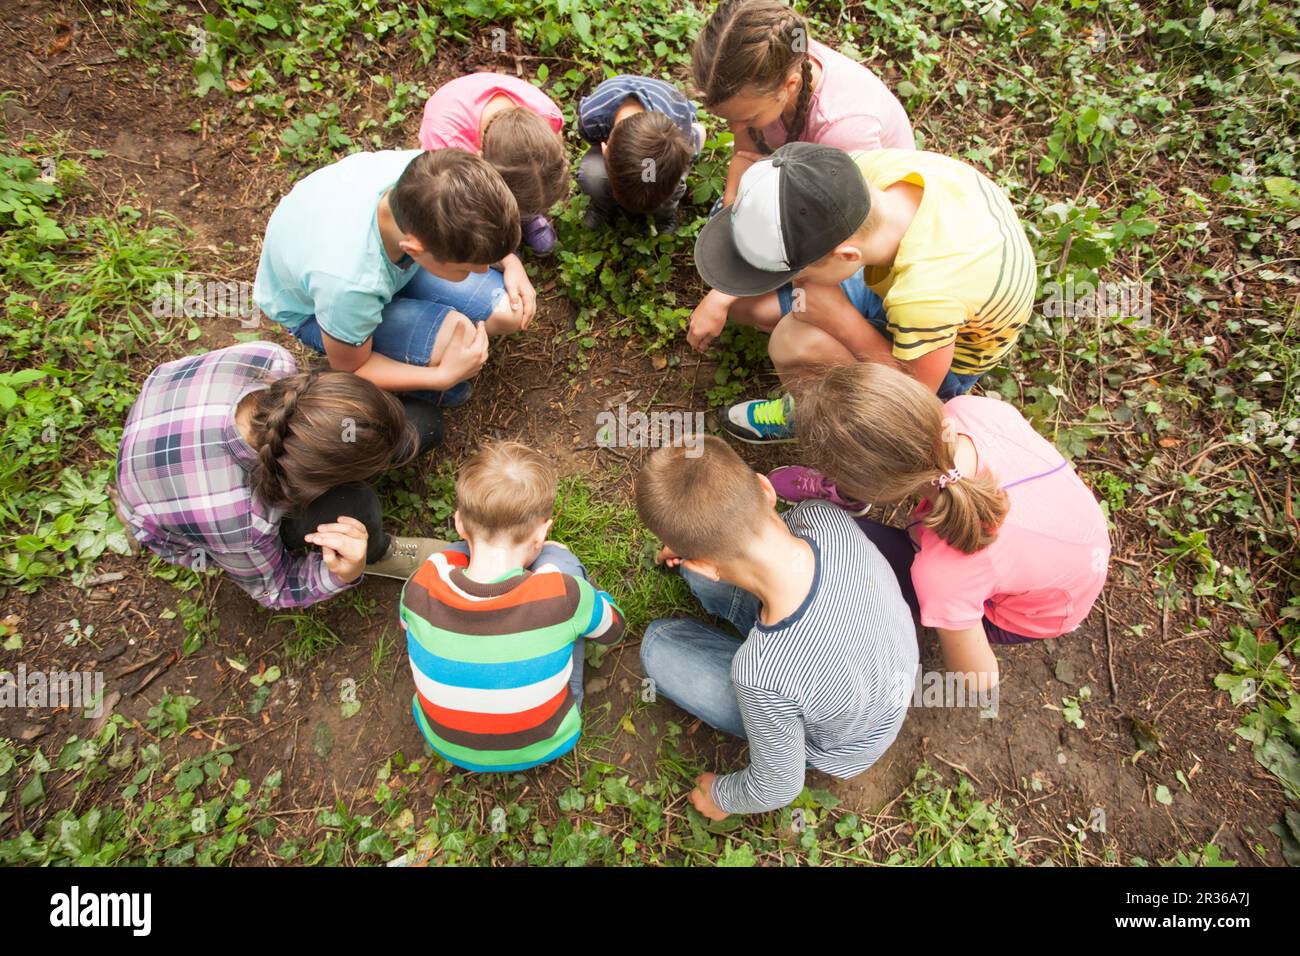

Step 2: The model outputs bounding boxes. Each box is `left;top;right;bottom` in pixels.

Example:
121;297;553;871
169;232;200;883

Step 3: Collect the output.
247;371;418;513
920;467;1008;555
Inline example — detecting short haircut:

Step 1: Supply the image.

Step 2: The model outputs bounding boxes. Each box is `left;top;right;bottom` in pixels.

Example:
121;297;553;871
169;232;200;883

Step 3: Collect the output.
634;436;767;560
456;441;558;544
481;108;570;218
606;111;693;214
389;150;520;264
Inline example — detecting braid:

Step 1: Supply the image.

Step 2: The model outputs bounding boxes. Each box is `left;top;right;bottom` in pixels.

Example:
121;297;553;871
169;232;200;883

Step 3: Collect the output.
787;57;814;143
742;8;811;153
251;377;305;510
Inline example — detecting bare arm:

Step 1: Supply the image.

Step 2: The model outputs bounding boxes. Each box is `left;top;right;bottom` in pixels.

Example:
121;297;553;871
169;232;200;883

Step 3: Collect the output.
902;343;958;393
936;625;1000;692
321;325;486;393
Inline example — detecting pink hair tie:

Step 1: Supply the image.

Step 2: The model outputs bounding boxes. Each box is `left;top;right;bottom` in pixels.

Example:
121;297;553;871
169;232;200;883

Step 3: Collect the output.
933;468;963;490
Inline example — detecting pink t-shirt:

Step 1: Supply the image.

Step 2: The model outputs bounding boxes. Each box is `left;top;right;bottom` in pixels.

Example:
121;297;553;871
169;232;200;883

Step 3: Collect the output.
910;396;1110;639
758;40;914;152
418;72;564;152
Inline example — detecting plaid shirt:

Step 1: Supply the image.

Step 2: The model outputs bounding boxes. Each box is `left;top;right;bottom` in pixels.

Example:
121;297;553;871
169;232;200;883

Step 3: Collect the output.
116;342;354;608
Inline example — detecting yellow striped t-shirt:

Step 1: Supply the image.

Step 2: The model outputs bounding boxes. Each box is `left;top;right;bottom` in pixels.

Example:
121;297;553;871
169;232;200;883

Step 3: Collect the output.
852;150;1036;375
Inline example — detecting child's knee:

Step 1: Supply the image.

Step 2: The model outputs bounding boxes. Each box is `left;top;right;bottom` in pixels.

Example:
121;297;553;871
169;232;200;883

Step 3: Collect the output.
639;623;669;678
485;290;524;334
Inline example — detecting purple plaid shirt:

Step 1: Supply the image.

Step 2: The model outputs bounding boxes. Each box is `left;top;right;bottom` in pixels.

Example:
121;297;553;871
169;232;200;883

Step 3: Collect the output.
116;342;354;608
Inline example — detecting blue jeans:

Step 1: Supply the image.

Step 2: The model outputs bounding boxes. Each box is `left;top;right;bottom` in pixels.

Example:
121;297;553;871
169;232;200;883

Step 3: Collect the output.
292;266;506;407
640;568;761;739
446;541;591;705
777;269;983;401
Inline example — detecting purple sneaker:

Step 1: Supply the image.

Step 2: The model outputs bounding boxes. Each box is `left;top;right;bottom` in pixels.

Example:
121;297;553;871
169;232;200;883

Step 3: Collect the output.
768;466;870;516
521;215;557;256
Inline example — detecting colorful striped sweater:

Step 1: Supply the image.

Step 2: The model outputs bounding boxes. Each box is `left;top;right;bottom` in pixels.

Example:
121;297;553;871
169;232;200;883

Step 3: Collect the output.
401;550;625;772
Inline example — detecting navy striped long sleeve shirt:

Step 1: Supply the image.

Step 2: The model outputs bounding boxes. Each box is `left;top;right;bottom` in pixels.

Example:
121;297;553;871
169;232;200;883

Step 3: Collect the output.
577;74;700;154
711;502;920;815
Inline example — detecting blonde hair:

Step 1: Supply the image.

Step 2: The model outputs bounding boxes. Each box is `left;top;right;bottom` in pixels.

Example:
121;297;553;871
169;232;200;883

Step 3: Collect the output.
795;364;1009;554
481;108;570;218
635;435;768;560
456;441;557;544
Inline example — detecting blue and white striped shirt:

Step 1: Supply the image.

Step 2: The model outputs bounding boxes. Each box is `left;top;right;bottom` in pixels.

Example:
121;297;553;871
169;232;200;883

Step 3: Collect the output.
712;502;920;815
577;75;700;154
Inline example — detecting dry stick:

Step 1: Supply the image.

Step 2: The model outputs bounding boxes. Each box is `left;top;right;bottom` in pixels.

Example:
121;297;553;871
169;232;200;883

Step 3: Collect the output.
1102;598;1119;701
932;753;983;787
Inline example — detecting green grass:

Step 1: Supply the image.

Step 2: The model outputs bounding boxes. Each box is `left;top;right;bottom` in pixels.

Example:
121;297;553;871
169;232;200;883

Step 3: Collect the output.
1;0;1297;865
550;475;693;637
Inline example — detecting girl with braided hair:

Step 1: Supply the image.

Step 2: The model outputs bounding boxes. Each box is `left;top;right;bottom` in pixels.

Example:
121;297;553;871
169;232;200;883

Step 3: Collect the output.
790;362;1111;690
686;0;914;354
115;343;449;610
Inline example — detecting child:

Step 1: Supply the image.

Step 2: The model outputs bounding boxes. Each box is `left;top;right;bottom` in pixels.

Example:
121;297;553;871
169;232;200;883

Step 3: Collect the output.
692;142;1037;446
254;148;535;411
636;436;917;818
400;442;625;772
576;74;706;231
793;362;1111;689
114;343;450;609
418;72;569;256
686;0;915;352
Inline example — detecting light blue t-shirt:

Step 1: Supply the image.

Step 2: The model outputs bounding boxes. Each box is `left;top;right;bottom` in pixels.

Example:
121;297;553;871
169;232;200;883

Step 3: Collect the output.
253;150;422;347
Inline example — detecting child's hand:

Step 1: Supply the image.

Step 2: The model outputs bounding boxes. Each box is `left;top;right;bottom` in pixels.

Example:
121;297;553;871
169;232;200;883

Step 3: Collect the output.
687;291;730;352
690;772;729;821
438;319;490;384
655;545;683;568
304;515;369;583
501;254;537;330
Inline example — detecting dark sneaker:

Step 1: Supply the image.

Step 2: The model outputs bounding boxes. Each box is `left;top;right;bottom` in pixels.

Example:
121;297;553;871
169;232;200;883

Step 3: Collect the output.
583;204;612;231
521;215;557;256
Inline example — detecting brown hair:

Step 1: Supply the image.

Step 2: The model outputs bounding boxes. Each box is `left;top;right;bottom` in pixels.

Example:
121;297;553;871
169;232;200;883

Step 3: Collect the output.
481;108;570;218
455;441;558;543
389;149;520;263
691;0;815;155
635;435;768;560
606;111;694;214
795;364;1009;554
247;371;418;513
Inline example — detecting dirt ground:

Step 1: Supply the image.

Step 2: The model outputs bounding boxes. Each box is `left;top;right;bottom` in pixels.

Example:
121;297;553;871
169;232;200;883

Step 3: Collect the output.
0;1;1291;865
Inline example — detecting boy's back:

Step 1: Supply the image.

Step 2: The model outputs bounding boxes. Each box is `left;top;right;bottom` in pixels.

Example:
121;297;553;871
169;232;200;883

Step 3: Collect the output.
253;149;422;345
401;549;622;772
716;501;918;812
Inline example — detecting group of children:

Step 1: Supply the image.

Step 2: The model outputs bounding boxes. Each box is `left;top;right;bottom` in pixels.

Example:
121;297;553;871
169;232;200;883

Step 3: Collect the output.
113;0;1111;819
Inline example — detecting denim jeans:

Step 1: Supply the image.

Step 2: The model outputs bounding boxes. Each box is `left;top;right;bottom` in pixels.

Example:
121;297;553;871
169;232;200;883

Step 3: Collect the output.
292;266;506;407
777;269;983;400
446;541;592;705
639;568;761;739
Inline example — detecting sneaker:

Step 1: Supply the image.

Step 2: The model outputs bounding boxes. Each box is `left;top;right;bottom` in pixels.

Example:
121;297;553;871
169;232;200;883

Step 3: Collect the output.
652;207;679;234
721;394;797;444
583;204;612;231
521;215;557;256
768;466;870;516
364;535;451;580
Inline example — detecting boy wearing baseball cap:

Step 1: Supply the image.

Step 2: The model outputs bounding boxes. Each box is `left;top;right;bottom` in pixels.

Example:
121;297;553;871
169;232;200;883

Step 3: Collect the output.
692;141;1036;445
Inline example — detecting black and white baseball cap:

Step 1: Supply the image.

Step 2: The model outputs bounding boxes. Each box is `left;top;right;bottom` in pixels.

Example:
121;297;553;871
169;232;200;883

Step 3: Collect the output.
694;141;871;297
